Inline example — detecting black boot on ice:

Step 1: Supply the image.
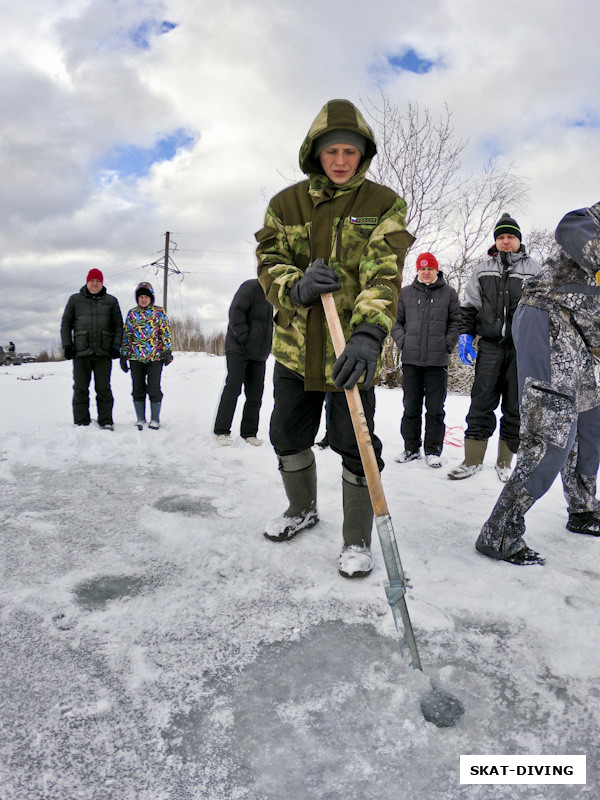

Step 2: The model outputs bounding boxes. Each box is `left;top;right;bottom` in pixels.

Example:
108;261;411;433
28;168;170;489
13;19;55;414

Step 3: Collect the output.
566;511;600;536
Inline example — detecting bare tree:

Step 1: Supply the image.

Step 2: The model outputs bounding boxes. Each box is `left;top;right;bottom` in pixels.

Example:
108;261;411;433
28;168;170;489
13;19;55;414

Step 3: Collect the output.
526;227;561;264
365;90;528;295
366;93;465;254
365;90;528;388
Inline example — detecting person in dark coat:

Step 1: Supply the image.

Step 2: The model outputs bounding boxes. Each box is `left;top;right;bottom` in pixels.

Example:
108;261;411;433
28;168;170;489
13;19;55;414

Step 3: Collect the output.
391;252;460;467
213;279;273;446
60;268;123;429
448;213;542;482
476;202;600;565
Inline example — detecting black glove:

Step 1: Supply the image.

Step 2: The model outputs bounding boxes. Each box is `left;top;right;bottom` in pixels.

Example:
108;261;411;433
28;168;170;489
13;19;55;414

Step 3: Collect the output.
120;357;129;373
109;347;121;360
331;324;387;390
290;259;341;307
162;352;173;366
64;345;75;360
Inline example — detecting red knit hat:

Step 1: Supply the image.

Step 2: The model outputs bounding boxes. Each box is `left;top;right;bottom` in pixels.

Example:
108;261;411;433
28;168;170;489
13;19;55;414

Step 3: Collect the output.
87;268;104;283
416;253;439;271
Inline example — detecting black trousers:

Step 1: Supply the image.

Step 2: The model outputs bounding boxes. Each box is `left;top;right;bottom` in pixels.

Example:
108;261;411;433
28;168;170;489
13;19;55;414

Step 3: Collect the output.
130;360;163;404
214;350;267;438
401;364;448;456
270;361;383;476
465;338;520;452
72;355;113;426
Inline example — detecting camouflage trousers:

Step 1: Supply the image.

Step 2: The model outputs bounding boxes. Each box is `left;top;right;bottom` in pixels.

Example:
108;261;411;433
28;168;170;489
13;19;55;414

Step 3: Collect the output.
477;385;600;557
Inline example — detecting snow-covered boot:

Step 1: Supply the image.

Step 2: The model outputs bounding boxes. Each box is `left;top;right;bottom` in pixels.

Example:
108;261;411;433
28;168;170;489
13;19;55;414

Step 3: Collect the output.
447;438;487;480
476;481;544;565
566;511;600;537
339;469;374;578
134;400;146;431
148;402;161;430
495;439;514;483
264;450;318;541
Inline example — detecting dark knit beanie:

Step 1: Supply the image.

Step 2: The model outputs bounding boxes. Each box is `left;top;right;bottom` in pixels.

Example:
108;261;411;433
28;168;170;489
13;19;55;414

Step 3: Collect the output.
494;213;522;241
135;281;154;302
314;129;367;157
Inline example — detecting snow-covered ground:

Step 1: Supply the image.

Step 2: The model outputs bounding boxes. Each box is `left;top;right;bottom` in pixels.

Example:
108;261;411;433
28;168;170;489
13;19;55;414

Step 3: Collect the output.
1;353;598;800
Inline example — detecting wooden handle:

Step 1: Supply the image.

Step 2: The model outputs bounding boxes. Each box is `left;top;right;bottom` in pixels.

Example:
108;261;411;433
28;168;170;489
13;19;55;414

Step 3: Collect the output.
321;293;389;517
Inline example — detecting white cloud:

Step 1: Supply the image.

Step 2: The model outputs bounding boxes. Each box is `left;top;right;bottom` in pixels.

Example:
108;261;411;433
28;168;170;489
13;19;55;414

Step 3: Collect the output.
2;0;600;351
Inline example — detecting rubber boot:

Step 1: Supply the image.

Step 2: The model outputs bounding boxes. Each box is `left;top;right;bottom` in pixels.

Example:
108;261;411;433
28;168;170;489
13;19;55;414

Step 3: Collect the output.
149;402;161;430
339;469;374;578
447;439;487;480
264;450;318;541
495;439;514;483
134;400;146;431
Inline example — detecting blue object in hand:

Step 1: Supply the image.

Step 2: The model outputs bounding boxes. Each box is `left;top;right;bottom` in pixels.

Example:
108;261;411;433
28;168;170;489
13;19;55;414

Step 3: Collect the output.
458;334;477;366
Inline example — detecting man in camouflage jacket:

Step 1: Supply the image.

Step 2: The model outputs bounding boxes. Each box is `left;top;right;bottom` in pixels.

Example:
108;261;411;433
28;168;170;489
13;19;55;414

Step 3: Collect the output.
256;98;413;577
476;202;600;565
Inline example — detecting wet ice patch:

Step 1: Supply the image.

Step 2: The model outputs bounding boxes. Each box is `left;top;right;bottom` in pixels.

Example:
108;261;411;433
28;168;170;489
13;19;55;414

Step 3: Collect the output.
73;574;150;610
154;494;217;517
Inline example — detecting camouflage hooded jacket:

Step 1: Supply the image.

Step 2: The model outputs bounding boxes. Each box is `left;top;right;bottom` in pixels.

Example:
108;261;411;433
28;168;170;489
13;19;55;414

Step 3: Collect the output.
518;201;600;412
255;99;414;391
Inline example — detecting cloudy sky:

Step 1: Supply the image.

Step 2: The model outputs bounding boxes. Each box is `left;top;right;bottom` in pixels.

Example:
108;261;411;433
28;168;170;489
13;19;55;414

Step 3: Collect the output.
2;0;600;354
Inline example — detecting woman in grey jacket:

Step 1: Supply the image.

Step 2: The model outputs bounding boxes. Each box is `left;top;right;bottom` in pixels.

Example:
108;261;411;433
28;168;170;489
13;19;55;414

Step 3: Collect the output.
391;253;460;467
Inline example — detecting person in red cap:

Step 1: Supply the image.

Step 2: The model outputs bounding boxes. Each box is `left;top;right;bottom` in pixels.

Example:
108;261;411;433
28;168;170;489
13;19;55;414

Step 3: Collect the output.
60;268;123;429
391;252;461;467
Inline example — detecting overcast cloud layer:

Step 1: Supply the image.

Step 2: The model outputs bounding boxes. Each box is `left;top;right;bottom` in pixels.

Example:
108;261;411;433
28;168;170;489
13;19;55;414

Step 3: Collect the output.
2;0;600;353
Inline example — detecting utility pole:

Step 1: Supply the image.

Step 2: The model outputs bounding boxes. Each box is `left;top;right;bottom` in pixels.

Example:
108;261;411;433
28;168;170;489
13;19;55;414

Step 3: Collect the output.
163;231;170;312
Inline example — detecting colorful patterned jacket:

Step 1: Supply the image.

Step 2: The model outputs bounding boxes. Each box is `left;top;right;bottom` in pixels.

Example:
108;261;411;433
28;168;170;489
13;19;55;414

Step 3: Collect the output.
255;99;414;391
121;305;172;363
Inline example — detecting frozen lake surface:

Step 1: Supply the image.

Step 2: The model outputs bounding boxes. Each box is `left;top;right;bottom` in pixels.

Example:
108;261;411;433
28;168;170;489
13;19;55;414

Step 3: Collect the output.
1;354;598;799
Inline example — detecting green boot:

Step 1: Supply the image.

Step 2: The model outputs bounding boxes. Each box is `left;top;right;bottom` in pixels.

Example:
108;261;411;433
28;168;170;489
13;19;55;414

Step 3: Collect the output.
495;439;515;483
264;449;318;541
447;438;488;481
339;469;374;578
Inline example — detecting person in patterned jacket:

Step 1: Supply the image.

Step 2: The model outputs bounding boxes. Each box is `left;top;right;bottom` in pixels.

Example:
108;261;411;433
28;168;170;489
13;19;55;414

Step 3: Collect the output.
256;98;414;578
476;202;600;565
120;282;173;430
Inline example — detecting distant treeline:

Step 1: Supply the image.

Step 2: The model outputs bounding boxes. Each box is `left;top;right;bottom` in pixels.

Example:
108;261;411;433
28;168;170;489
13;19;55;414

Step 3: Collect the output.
38;315;226;362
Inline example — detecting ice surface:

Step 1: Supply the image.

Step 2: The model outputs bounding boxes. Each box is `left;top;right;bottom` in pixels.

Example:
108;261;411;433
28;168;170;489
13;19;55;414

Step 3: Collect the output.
0;355;598;799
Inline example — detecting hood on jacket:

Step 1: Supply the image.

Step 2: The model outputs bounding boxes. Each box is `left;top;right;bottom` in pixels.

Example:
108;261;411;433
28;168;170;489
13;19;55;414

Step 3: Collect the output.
555;204;600;284
298;99;377;181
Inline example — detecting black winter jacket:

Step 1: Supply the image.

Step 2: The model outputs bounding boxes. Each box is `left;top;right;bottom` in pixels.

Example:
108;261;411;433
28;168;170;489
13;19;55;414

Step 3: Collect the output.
391;272;461;367
460;246;542;342
225;279;273;361
60;286;123;357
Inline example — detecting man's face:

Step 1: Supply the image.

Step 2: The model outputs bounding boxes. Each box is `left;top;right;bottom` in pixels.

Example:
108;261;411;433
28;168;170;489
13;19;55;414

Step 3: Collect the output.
495;233;521;253
417;266;437;284
87;278;103;294
319;144;362;185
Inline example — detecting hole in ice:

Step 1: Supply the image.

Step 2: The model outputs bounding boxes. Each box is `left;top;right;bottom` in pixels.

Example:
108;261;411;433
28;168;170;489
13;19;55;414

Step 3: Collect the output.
154;495;217;517
73;574;149;609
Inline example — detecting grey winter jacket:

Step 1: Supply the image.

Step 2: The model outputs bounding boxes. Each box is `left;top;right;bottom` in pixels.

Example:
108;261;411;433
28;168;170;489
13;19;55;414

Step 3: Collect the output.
60;286;123;357
225;279;273;361
391;271;461;366
460;247;542;342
